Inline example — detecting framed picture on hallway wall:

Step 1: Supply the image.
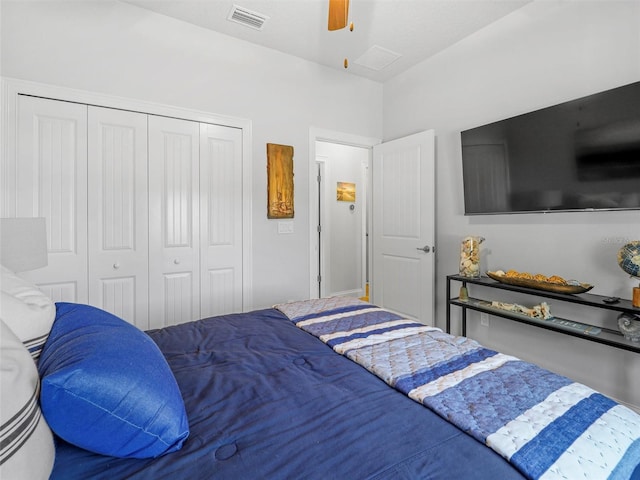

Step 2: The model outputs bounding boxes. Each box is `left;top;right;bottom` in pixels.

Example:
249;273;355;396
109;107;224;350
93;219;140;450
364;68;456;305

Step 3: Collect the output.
267;143;294;218
336;182;356;202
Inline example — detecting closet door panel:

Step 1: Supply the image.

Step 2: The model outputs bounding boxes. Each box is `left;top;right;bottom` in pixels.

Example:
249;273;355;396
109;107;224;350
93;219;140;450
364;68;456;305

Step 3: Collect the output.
13;96;88;302
149;116;200;329
88;107;149;328
200;124;243;318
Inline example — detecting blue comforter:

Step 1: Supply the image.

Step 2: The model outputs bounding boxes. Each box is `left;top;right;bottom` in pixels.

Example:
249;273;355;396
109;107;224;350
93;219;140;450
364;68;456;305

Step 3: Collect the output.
275;297;640;480
50;307;523;479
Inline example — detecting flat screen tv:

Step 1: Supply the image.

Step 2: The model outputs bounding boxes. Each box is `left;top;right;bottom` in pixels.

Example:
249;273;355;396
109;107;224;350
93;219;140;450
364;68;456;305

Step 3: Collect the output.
461;81;640;215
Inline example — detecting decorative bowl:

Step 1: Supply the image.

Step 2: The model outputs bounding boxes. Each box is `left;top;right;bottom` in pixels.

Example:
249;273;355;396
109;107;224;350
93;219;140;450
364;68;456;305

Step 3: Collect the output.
486;271;593;294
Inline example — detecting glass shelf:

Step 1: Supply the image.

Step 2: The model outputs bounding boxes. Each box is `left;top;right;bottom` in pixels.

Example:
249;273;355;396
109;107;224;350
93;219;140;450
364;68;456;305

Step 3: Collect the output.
447;274;640;353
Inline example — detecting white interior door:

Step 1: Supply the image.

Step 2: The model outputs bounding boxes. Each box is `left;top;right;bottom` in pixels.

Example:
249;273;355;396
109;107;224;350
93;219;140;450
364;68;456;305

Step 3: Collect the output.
148;115;200;328
372;130;435;324
88;106;149;328
199;123;243;318
13;96;88;303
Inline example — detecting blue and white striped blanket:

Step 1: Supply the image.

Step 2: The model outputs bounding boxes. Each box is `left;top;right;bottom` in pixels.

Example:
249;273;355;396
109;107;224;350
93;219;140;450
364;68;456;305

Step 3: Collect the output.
275;297;640;480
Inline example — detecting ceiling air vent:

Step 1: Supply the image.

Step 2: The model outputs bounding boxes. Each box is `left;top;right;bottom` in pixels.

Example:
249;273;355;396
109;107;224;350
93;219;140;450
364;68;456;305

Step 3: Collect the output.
354;45;402;71
227;5;269;31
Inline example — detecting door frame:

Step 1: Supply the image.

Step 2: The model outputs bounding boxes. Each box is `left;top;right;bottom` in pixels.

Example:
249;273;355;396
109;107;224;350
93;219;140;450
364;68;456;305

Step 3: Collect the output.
308;127;380;299
1;77;254;311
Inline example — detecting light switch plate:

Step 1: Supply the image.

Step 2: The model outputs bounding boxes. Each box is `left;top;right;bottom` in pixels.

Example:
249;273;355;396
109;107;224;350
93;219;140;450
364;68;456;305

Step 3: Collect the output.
278;221;294;234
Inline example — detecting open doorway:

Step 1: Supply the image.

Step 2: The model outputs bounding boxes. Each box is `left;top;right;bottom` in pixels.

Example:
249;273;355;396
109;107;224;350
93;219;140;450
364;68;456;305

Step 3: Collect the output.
316;141;369;299
308;128;380;300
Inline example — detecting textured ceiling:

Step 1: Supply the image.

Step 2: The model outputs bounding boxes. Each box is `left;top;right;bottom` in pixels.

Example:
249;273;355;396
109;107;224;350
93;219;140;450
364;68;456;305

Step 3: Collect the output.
124;0;533;83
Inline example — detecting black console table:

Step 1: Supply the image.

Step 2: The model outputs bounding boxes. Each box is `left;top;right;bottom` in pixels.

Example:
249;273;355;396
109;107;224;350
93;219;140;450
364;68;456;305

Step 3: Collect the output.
446;274;640;353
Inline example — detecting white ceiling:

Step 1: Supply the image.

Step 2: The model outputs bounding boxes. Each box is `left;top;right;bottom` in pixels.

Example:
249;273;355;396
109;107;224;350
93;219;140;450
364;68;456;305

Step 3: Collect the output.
124;0;533;83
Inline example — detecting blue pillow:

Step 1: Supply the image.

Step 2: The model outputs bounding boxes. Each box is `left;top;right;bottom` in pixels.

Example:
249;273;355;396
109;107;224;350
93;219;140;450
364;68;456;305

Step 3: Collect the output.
38;303;189;458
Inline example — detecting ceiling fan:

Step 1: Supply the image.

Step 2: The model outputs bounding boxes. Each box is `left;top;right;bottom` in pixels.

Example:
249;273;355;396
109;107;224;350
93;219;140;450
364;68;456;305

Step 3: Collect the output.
328;0;353;67
328;0;351;31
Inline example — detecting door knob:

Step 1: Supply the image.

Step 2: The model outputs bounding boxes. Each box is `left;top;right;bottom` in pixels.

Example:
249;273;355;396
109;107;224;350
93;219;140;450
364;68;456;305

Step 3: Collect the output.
416;246;431;253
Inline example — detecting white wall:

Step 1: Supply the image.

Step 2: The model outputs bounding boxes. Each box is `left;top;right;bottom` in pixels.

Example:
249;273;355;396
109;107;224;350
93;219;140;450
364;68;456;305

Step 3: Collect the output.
0;0;383;309
384;1;640;408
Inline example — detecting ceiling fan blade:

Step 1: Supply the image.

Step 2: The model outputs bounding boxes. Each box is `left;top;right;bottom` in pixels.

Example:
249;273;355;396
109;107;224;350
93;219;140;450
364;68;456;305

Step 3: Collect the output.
328;0;349;31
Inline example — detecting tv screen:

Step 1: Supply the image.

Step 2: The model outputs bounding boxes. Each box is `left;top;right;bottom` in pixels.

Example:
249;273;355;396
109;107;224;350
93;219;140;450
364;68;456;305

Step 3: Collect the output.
461;81;640;215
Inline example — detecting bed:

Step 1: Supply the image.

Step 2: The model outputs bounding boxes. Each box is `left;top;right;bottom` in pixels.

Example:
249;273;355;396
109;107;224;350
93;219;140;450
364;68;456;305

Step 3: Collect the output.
1;268;639;480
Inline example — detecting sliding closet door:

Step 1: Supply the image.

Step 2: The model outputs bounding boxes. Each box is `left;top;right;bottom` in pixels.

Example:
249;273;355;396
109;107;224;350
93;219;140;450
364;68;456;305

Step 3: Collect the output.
12;96;88;303
148;116;200;328
200;123;243;317
87;107;149;328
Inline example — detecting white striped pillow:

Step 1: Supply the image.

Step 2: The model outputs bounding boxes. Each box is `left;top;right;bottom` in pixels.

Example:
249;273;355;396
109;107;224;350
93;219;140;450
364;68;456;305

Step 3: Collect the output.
0;266;55;361
0;319;54;479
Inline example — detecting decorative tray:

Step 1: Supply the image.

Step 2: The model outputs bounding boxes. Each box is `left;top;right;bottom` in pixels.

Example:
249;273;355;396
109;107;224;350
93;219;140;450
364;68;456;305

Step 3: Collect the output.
486;271;594;294
469;299;602;336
